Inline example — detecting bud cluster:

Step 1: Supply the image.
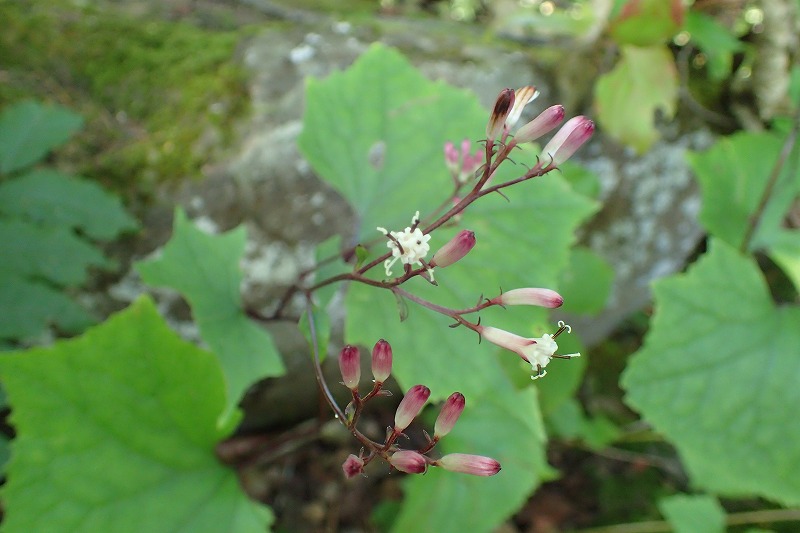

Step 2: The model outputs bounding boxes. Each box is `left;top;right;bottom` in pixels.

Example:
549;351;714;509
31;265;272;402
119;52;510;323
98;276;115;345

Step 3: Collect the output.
337;339;500;479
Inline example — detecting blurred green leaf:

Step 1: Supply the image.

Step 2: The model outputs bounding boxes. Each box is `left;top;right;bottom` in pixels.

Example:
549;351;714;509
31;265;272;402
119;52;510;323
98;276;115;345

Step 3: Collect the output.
595;45;678;153
0;297;273;532
686;11;745;81
768;230;800;292
0;169;139;240
558;246;614;315
0;100;83;174
610;0;684;46
137;209;285;426
298;43;487;242
0;276;94;340
658;494;726;533
0;219;111;286
623;240;800;504
545;398;621;449
392;384;555;533
688;131;799;251
559;161;602;200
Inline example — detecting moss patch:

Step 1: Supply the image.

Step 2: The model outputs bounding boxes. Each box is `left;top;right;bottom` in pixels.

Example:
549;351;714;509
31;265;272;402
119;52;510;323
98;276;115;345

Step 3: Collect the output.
0;1;251;193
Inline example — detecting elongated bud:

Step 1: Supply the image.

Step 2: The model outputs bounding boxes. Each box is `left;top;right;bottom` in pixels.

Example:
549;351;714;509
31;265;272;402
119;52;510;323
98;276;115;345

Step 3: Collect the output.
434;453;501;476
512;105;564;144
394;384;431;432
506;85;539;129
486;88;515;141
342;454;365;478
430;230;476;268
371;339;393;383
540;116;594;166
338;345;361;390
389;450;428;474
490;288;563;308
434;392;466;439
443;141;459;174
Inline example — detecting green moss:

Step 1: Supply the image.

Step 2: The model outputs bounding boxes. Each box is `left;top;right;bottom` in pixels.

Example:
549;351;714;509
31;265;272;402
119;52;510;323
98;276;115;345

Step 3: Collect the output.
0;0;250;192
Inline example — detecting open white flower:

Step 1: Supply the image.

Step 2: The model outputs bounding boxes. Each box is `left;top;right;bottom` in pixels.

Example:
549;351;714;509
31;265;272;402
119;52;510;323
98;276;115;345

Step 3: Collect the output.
377;211;431;277
479;322;580;380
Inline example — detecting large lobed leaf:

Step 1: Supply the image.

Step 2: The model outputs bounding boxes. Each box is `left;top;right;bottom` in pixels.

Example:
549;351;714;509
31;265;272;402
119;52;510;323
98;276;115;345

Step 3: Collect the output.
0;297;272;532
298;43;487;243
595;45;678;153
622;240;800;505
136;209;285;427
0;101;84;175
688;130;799;252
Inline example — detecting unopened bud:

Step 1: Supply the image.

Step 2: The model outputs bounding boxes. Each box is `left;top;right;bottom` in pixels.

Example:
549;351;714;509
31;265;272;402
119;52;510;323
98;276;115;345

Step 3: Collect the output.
486;88;515;141
540;116;594;166
430;230;476;268
434;453;501;476
394;384;431;432
506;85;539;129
338;345;361;390
371;339;393;383
512;105;564;144
443;141;459;174
389;450;428;474
434;392;466;439
490;288;563;308
342;454;365;478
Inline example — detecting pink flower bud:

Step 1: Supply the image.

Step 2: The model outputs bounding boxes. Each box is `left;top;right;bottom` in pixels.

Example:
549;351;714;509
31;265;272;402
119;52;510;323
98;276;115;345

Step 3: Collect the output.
394;384;431;432
430;230;476;268
486;88;515;141
443;141;459;174
338;345;360;390
490;288;563;308
371;339;393;383
342;454;365;478
540;116;594;166
512;105;564;144
389;450;428;474
505;85;539;129
434;453;501;476
434;392;465;438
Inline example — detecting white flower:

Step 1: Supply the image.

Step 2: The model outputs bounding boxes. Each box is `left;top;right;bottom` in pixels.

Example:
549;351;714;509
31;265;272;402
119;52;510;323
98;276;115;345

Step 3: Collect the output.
377;211;431;277
479;324;580;380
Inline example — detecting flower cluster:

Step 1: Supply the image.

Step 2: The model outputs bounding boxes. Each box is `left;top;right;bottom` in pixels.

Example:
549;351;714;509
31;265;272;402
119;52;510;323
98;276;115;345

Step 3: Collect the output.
336;340;500;479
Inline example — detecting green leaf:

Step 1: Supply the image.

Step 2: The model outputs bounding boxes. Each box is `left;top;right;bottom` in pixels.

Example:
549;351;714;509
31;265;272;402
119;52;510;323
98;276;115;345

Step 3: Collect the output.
558;246;614;315
136;209;285;426
0;276;94;340
686;11;744;81
545;398;621;449
622;240;800;504
768;230;800;291
688;131;799;251
391;385;555;533
0;169;139;240
0;218;112;286
298;43;487;242
595;45;678;153
0;297;273;532
610;0;684;46
658;494;726;533
0;101;84;174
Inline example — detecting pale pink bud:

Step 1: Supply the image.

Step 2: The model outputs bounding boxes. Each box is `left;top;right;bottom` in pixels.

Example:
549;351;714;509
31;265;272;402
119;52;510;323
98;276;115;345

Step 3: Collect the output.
486;88;515;141
371;339;393;383
443;141;459;174
434;392;465;438
505;85;539;129
490;288;563;308
389;450;428;474
338;345;361;390
430;230;476;268
512;105;564;144
540;116;594;166
342;454;365;478
434;453;501;476
394;384;431;432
